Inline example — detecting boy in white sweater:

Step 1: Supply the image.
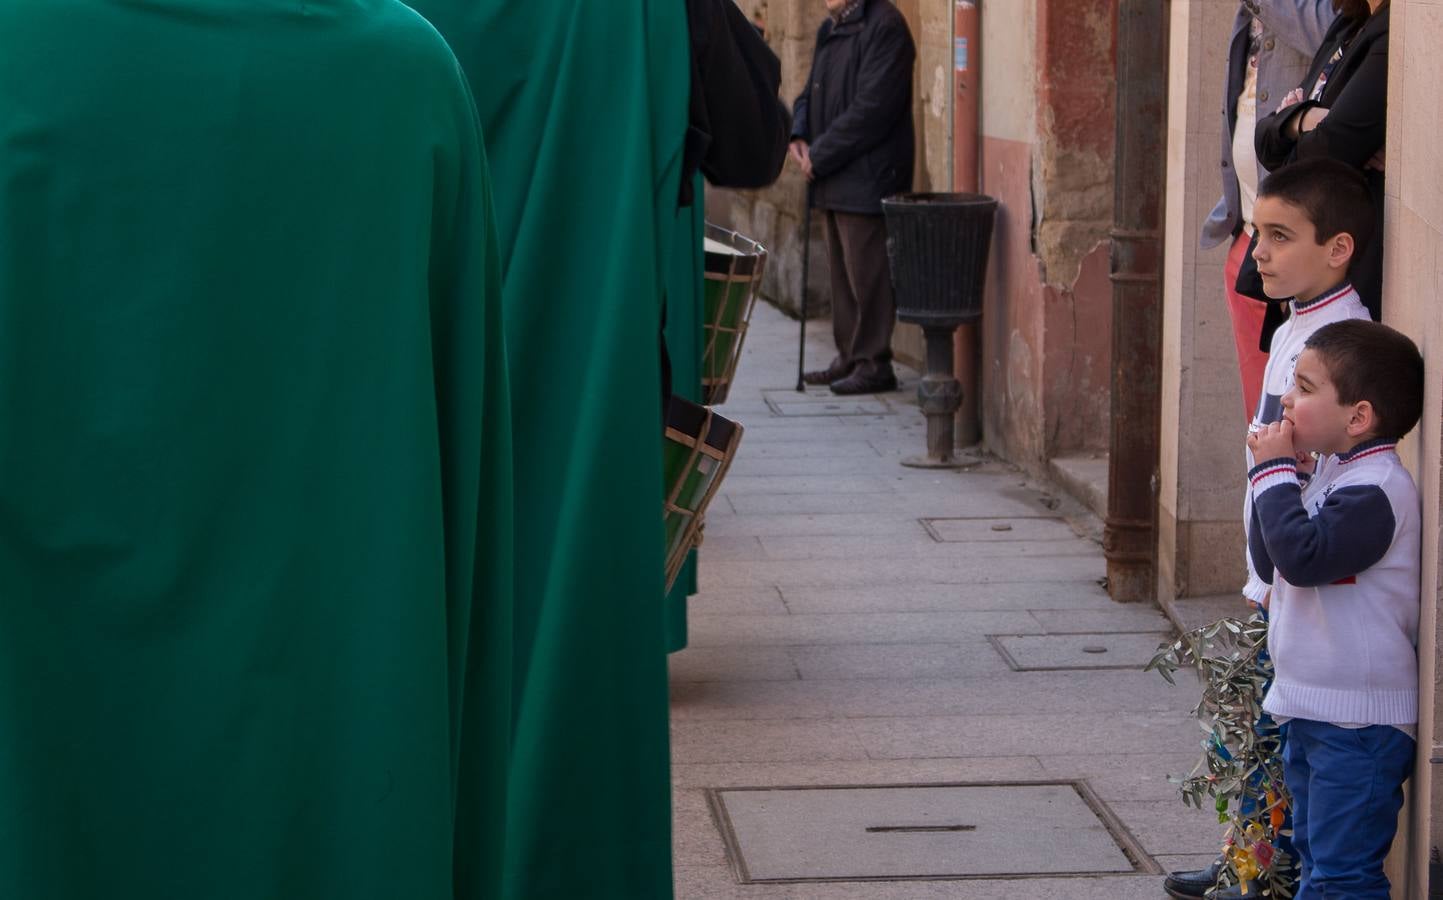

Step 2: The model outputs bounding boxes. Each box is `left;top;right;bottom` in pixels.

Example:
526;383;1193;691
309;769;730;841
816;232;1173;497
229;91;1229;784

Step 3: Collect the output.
1247;319;1424;899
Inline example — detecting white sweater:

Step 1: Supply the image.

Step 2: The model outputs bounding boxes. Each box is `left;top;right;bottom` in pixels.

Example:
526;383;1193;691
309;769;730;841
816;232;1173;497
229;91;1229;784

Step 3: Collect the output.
1249;442;1421;726
1242;283;1371;602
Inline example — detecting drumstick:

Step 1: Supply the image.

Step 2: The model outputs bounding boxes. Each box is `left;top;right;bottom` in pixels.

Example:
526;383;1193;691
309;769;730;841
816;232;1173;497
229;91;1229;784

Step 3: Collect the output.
795;188;811;392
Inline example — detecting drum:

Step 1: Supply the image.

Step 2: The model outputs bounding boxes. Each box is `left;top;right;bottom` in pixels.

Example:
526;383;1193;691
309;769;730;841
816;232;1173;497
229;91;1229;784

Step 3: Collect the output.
702;222;767;405
663;396;744;593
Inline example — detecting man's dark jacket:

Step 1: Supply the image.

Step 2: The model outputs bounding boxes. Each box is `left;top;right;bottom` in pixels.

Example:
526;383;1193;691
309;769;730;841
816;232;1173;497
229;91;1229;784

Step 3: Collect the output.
792;0;915;215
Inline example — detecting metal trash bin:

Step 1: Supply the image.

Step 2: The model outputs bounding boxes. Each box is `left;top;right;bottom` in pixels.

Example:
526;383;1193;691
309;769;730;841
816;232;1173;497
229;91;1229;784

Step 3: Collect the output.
881;192;998;467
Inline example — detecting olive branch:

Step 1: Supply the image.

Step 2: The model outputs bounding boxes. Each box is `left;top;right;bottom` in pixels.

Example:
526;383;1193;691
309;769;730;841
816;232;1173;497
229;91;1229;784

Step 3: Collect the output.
1147;613;1295;897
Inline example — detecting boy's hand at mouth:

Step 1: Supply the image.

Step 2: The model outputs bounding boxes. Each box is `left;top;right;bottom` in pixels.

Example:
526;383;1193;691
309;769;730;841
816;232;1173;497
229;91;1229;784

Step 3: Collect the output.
1248;419;1297;463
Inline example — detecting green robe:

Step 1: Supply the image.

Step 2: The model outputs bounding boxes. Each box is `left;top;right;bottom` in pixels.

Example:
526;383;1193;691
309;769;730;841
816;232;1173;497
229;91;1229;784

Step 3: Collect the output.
0;3;513;898
403;3;689;898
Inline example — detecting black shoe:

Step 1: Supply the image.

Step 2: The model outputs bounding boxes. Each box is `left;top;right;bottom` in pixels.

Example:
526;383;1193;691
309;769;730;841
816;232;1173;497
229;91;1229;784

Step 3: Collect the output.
1210;883;1259;899
803;361;852;386
829;368;898;395
1163;860;1223;899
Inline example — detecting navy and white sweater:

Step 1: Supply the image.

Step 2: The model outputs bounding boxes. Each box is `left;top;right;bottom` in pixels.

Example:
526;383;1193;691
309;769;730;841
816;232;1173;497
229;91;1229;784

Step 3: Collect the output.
1242;283;1371;602
1248;439;1421;725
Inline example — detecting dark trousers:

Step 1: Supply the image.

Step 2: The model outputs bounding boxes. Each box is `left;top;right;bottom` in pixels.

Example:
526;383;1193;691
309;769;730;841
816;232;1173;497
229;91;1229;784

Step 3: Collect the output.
1282;718;1413;898
823;210;895;377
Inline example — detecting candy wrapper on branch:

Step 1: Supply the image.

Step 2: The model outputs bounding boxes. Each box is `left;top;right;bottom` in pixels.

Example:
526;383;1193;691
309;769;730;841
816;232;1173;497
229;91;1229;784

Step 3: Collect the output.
1147;613;1295;897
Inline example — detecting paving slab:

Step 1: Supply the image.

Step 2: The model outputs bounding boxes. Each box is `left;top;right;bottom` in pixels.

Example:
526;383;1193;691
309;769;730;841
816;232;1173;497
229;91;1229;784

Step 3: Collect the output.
990;632;1175;671
699;555;1105;590
671;672;1188;720
670;646;800;683
706;513;934;539
685;611;1045;648
726;491;1053;517
672;757;1048;791
721;475;901;496
674;867;1175;900
1036;752;1203;803
713;784;1136;881
695;535;768;561
780;581;1117;614
923;516;1079;543
1028;607;1176;634
676;788;732;868
672;719;871;764
757;534;1102;561
1105;800;1229;858
788;642;1012;681
763;395;895;418
850;712;1197;760
732;441;884;459
686;589;790;617
729;456;909;477
1163;593;1250;632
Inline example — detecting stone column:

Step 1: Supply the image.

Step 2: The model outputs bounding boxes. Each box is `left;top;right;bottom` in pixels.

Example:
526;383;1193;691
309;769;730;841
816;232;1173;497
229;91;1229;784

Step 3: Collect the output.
1382;1;1443;892
1156;0;1245;602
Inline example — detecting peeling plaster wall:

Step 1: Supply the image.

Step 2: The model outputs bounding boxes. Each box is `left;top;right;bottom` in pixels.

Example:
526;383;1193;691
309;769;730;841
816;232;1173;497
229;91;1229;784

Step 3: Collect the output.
979;0;1117;470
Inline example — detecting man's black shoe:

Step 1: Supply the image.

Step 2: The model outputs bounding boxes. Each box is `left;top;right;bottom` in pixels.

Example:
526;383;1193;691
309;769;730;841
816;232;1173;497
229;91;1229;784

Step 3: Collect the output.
1163;860;1223;899
803;362;851;386
829;368;898;395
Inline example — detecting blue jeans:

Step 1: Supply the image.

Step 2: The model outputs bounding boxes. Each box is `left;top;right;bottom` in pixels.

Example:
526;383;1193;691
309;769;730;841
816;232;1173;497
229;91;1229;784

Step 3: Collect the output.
1282;718;1415;898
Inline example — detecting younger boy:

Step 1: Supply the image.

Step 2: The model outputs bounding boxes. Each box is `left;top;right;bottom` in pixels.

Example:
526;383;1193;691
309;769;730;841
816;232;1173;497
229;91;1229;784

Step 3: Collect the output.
1247;319;1425;898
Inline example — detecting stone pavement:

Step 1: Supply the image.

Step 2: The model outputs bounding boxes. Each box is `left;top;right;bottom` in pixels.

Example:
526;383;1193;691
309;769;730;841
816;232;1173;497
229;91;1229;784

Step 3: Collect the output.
669;302;1225;898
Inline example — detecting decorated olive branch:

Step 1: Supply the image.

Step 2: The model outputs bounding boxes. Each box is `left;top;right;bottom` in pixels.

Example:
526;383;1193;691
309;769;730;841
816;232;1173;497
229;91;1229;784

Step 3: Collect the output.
1147;613;1295;897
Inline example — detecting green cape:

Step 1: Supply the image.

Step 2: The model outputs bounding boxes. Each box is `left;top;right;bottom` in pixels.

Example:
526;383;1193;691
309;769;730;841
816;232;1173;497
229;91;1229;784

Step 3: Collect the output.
404;3;689;897
0;3;513;898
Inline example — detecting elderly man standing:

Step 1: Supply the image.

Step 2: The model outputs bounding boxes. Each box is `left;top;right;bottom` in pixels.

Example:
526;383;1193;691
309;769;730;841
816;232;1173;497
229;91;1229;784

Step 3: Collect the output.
792;0;916;395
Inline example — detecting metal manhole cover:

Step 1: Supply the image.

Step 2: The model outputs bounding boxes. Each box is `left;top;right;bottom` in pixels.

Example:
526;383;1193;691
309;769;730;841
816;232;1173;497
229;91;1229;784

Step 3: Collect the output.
762;389;895;417
708;781;1157;883
988;632;1174;671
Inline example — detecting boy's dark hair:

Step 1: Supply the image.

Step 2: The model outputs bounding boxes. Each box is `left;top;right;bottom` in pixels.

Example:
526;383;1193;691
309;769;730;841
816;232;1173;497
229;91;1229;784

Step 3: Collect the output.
1257;159;1374;258
1305;320;1425;441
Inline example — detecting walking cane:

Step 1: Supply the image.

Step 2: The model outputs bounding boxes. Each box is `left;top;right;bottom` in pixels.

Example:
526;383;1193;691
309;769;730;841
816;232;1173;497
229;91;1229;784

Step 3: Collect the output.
795;188;812;393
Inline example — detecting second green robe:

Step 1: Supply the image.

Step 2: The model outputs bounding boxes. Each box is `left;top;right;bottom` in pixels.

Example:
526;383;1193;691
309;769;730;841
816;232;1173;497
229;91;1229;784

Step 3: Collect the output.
405;2;690;897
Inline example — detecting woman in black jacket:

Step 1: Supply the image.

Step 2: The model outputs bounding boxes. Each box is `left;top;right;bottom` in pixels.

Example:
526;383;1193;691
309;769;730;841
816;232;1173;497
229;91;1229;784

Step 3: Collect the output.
1255;0;1388;320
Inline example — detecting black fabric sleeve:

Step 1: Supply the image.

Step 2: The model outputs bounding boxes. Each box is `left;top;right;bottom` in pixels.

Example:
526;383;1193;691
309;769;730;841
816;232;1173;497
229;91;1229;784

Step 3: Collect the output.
806;17;914;179
1255;28;1388;170
683;0;790;197
1248;492;1277;589
1253;477;1396;587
